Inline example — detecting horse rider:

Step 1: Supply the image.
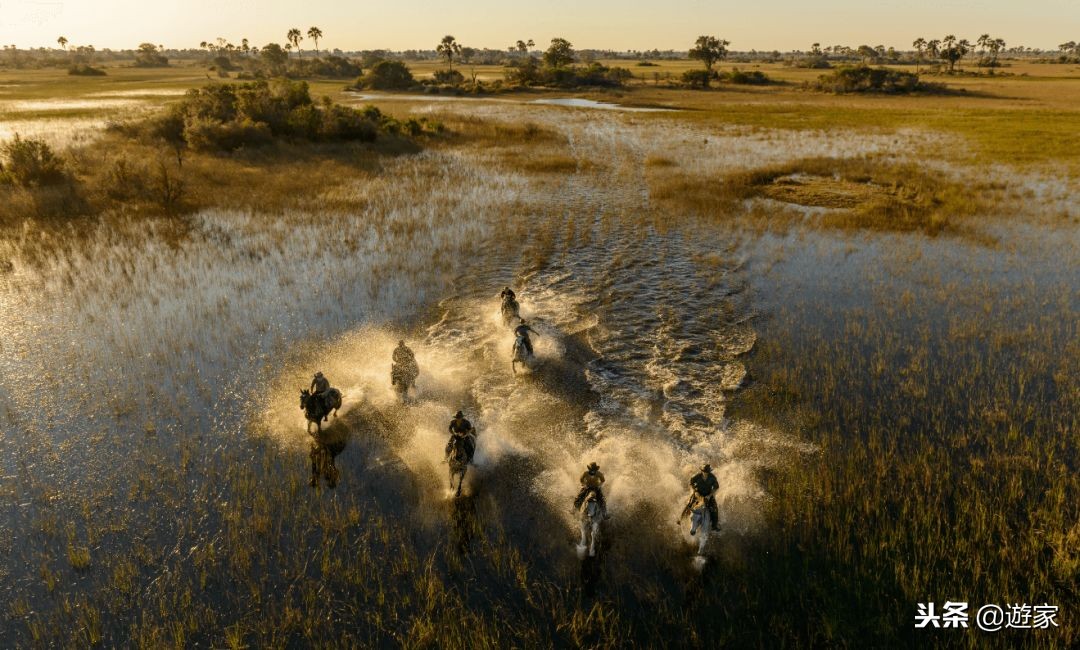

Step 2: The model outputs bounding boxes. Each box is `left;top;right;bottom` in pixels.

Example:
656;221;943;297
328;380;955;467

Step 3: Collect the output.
310;371;331;410
445;410;476;462
513;319;539;356
392;339;418;377
689;463;720;531
574;462;611;519
500;286;516;302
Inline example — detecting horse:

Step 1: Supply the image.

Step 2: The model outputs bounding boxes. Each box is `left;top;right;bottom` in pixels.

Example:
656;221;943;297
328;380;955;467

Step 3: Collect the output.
391;361;418;399
447;434;474;498
501;296;520;327
578;491;604;558
687;495;713;556
300;388;342;434
512;334;533;375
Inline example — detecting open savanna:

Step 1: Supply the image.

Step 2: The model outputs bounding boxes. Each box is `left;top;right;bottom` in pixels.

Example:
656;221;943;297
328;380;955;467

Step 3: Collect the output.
1;57;1077;648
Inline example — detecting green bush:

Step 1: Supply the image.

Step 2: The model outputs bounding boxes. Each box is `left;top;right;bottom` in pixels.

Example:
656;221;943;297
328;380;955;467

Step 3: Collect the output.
681;69;717;88
183;117;272;152
286;56;362;79
431;69;465;85
810;65;923;94
722;68;772;85
0;135;68;186
319;105;378;142
360;60;415;90
68;63;106;76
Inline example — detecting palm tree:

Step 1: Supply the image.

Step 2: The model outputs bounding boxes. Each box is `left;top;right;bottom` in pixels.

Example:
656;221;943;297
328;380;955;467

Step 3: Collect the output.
927;39;940;68
912;37;926;73
977;33;991;59
57;36;68;50
307;27;322;56
436;35;462;72
287;28;303;58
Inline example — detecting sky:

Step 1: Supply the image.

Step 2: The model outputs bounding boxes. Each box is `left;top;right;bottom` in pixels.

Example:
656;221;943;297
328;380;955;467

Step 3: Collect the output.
0;0;1076;51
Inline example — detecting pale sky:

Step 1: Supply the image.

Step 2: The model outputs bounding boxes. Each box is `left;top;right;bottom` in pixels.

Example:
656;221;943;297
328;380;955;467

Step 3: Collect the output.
0;0;1075;52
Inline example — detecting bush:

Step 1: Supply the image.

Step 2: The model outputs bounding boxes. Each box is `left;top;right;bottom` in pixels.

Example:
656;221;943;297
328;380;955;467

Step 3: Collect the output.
0;135;68;186
68;63;106;76
682;69;718;88
183;117;273;152
431;69;465;85
722;68;771;85
360;60;415;90
319;105;378;142
286;56;363;79
810;66;923;94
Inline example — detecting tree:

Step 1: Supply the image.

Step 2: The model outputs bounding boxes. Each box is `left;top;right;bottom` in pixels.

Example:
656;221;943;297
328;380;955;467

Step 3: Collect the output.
307;27;323;56
912;38;926;73
857;45;877;64
134;42;169;67
688;35;729;78
436;35;462;72
940;35;968;72
287;28;303;57
260;42;288;73
544;37;575;68
57;36;68;50
515;39;534;54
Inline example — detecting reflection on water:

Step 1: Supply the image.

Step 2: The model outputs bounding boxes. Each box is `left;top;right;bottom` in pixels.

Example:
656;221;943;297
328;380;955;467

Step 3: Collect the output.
1;102;1075;645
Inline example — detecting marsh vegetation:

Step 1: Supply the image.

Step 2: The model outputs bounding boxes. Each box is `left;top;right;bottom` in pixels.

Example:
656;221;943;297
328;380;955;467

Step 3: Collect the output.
0;46;1077;648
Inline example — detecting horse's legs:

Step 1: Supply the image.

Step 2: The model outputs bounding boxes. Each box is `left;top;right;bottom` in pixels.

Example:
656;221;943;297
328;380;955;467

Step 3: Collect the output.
589;521;598;556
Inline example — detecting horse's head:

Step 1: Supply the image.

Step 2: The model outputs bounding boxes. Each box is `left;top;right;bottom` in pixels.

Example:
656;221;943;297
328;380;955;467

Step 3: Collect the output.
300;389;310;409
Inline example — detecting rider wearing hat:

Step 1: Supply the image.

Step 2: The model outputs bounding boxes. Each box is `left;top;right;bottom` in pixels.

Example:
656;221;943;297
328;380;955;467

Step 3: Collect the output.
690;463;720;531
500;286;516;301
513;319;539;356
574;462;610;519
445;410;476;461
392;340;418;384
310;371;331;410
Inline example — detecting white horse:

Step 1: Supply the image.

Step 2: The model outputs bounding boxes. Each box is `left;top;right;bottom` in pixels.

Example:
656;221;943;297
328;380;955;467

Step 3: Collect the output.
512;335;534;375
578;492;603;557
687;496;713;556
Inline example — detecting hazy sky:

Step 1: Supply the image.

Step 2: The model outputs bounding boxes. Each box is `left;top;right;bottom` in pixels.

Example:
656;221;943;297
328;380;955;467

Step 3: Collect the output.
0;0;1076;51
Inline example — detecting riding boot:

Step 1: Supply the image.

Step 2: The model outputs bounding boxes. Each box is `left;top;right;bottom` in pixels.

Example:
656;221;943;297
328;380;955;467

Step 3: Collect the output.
707;497;720;531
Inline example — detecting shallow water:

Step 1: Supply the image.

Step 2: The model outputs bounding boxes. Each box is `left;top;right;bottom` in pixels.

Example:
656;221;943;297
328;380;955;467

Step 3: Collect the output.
0;101;1076;645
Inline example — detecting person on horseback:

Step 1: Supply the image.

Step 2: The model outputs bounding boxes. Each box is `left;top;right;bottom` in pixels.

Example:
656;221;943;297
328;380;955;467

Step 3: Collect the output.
310;371;331;414
445;410;476;462
689;464;720;531
392;340;418;384
574;462;611;519
393;340;416;368
513;319;539;356
500;286;516;301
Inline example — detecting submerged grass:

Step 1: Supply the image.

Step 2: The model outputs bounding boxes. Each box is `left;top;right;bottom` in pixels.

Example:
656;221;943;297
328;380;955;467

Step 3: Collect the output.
650;156;1005;235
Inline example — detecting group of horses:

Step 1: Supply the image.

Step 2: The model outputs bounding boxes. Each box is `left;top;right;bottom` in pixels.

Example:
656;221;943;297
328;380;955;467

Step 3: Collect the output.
297;295;717;560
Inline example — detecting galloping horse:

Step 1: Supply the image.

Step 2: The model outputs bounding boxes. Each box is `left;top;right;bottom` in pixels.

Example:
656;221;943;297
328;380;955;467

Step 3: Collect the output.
447;434;473;497
687;494;713;556
511;334;533;375
501;296;520;327
300;388;342;434
391;361;419;399
578;491;604;557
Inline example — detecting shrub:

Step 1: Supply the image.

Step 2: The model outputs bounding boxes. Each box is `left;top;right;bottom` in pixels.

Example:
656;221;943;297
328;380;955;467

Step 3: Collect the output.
682;69;717;88
0;135;68;186
810;65;923;94
432;69;465;85
360;60;415;90
319;105;378;142
722;68;771;85
286;56;362;79
68;63;106;76
183;117;272;152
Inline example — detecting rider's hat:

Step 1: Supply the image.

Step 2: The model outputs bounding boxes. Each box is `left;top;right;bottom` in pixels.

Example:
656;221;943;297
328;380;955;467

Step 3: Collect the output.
587;462;599;471
701;463;713;472
398;339;405;346
314;371;323;377
454;410;464;418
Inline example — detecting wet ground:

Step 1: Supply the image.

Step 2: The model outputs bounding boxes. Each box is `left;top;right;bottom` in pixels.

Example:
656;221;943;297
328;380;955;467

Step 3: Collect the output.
1;102;1076;645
